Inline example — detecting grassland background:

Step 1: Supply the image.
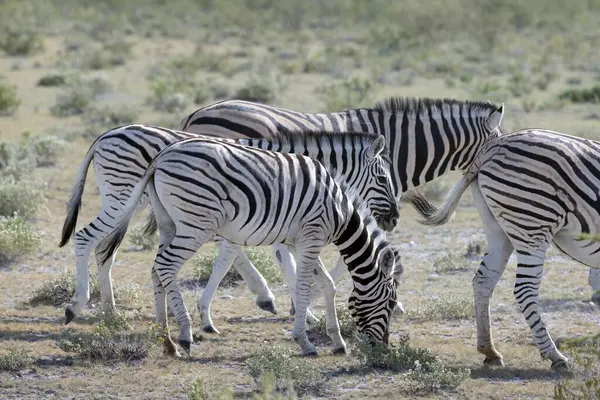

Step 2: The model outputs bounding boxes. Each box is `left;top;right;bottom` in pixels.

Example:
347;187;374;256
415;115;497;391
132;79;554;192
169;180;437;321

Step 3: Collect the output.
0;1;599;399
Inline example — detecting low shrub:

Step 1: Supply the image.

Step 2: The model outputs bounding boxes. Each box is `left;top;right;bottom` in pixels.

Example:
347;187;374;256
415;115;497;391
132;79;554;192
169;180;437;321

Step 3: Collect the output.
0;77;20;116
0;216;41;266
57;313;158;362
316;76;373;112
559;85;600;104
37;73;68;87
313;306;357;339
51;75;111;117
234;77;278;104
128;226;159;251
0;28;43;56
246;345;325;394
406;295;474;322
0;345;34;372
29;271;101;307
0;178;44;218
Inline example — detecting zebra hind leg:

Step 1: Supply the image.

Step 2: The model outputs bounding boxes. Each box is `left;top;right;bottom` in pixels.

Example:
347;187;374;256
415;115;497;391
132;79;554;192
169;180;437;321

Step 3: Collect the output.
65;210;117;324
513;247;569;370
587;268;600;306
152;264;180;358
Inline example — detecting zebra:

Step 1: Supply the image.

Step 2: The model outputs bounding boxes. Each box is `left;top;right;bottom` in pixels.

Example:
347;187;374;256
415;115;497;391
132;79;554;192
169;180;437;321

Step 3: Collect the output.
59;124;399;324
405;128;600;370
101;137;403;357
60;96;505;326
179;97;505;327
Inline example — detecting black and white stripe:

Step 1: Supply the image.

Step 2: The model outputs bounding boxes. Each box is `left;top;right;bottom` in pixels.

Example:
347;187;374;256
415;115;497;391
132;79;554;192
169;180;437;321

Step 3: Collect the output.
102;137;402;356
60;125;398;326
406;128;600;370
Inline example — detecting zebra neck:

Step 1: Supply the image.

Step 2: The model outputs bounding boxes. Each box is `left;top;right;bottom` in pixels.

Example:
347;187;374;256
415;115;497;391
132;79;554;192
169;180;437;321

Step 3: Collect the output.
342;109;495;192
332;210;379;284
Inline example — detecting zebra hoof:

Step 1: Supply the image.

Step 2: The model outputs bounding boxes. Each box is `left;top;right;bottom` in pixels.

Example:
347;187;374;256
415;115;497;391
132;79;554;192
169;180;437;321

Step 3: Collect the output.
178;339;192;355
483;356;505;367
64;308;75;325
301;349;318;358
202;325;220;334
257;299;278;315
551;359;569;371
332;346;348;356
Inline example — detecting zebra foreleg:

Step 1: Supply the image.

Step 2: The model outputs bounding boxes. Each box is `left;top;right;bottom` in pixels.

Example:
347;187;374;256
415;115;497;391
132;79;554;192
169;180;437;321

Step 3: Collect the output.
312;257;347;355
230;249;277;314
272;244;319;325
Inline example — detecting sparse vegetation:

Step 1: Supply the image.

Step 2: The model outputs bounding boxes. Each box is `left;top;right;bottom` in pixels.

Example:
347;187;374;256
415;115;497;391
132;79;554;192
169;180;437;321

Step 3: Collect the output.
316;75;373;112
1;0;599;397
0;178;44;218
406;295;474;322
57;313;157;362
0;77;21;116
559;85;600;104
246;345;325;394
0;345;34;372
29;271;101;307
313;306;357;339
0;215;41;266
128;226;159;251
554;334;600;400
354;335;470;393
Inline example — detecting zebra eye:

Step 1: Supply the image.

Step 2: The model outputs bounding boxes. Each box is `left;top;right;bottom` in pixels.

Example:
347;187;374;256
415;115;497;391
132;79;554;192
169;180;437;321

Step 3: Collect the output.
376;175;388;184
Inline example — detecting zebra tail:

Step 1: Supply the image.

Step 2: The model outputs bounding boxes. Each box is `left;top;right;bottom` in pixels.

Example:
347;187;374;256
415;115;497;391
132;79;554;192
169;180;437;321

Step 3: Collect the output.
407;172;476;226
100;159;158;265
142;208;158;237
58;139;99;247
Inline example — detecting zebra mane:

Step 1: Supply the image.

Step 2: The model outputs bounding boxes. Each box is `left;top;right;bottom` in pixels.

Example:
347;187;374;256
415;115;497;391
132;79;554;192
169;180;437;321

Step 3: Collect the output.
371;97;499;120
274;127;380;148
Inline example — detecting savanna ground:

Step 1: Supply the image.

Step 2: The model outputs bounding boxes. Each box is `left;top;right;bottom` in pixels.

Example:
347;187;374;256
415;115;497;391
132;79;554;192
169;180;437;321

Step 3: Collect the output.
0;1;599;399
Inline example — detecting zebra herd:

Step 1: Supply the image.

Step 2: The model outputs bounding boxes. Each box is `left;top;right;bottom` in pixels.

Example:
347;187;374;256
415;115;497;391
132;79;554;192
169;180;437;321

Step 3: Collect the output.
58;96;600;370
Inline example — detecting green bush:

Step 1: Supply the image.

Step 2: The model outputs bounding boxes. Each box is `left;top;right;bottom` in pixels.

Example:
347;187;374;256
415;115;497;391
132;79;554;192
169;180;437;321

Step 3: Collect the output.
57;313;158;362
0;133;66;178
85;104;139;128
406;295;474;322
0;178;44;218
146;78;189;113
559;85;600;104
128;226;159;251
51;76;111;117
234;77;278;104
316;76;373;112
0;77;20;116
37;73;68;87
0;28;44;56
354;335;469;393
554;334;600;400
0;216;41;266
246;345;325;394
29;271;101;307
0;345;34;372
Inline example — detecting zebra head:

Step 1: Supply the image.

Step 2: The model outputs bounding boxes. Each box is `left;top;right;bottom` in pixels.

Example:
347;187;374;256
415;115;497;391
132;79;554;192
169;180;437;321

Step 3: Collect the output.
347;241;402;344
360;135;399;232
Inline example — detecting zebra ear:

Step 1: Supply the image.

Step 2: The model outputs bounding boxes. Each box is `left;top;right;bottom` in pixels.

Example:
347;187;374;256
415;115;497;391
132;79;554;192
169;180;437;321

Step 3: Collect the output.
367;135;386;159
378;246;396;279
486;104;504;131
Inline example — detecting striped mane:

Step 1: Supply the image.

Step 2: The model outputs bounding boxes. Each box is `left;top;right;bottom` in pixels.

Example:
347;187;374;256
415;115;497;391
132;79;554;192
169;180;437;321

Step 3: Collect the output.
273;127;380;148
371;97;500;120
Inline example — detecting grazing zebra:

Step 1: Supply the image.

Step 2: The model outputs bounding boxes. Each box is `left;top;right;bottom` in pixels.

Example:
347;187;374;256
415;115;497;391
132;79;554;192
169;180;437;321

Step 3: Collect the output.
180;97;505;323
60;96;505;324
60;125;398;324
102;137;402;357
405;128;600;370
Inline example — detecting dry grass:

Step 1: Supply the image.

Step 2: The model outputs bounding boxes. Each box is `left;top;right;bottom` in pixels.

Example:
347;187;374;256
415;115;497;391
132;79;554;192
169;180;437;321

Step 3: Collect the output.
0;1;599;398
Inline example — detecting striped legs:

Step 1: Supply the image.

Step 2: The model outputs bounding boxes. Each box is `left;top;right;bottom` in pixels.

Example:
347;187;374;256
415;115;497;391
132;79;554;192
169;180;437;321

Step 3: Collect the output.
66;208;120;322
472;184;513;366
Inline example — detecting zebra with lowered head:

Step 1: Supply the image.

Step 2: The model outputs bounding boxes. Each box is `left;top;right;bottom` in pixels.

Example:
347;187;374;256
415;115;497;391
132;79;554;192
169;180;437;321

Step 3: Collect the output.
102;136;403;357
406;128;600;370
60;125;399;325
